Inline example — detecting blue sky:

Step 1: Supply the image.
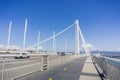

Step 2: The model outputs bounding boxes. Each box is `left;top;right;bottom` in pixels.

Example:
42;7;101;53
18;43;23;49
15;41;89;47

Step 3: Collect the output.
0;0;120;51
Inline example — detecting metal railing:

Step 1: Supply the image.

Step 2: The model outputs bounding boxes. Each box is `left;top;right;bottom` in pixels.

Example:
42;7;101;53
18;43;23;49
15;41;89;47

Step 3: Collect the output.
93;55;120;80
0;54;80;80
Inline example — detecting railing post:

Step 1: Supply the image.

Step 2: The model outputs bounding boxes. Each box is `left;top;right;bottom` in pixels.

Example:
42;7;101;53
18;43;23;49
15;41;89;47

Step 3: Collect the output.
64;55;66;62
59;55;60;64
47;55;49;69
41;56;43;71
105;58;108;80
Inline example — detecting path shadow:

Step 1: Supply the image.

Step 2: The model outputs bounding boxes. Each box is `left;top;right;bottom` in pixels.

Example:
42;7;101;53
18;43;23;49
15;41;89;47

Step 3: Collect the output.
81;72;99;77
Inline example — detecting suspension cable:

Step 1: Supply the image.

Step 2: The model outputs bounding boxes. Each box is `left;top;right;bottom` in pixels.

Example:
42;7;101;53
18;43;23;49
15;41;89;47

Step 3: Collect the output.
25;23;75;50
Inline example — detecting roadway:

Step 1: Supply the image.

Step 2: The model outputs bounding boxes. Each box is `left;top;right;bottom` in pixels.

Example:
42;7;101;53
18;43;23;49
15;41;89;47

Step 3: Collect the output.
18;56;88;80
0;54;47;60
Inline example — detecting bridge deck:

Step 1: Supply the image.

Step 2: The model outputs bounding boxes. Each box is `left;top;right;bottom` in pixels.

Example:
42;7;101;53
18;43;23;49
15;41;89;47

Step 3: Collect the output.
18;56;101;80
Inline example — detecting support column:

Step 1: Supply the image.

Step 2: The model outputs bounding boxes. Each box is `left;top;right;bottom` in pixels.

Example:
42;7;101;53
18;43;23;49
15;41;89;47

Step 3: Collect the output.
23;19;28;49
65;38;68;54
7;21;12;50
78;21;90;55
38;31;40;52
75;20;80;55
53;31;55;52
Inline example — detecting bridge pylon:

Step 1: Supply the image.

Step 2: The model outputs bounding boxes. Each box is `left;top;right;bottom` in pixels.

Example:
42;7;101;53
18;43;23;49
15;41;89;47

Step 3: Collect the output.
75;20;80;55
75;20;90;55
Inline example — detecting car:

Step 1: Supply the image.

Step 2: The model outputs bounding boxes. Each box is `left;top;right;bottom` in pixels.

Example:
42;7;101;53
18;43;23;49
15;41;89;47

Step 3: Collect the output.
14;52;30;59
57;52;66;56
61;52;65;56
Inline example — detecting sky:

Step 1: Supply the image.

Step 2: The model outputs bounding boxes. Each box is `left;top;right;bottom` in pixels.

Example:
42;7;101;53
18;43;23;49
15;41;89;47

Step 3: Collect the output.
0;0;120;51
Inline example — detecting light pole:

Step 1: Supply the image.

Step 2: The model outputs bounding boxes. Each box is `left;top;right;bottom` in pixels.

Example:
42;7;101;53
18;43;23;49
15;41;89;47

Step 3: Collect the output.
53;31;55;52
7;21;12;50
65;38;68;54
38;31;40;52
23;19;28;50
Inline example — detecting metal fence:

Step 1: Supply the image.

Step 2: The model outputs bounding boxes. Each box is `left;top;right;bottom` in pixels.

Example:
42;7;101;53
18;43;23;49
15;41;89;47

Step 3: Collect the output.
92;55;120;80
0;54;79;80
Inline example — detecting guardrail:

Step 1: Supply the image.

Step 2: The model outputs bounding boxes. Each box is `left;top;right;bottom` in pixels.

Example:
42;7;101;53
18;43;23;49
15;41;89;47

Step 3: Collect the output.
0;54;80;80
92;55;120;80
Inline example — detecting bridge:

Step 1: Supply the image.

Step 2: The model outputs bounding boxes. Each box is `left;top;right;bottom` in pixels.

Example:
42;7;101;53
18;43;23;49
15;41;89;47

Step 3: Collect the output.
0;20;120;80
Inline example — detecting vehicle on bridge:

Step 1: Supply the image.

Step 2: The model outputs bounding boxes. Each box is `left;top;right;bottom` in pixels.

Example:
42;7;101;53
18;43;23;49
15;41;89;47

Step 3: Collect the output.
14;52;30;59
57;52;66;56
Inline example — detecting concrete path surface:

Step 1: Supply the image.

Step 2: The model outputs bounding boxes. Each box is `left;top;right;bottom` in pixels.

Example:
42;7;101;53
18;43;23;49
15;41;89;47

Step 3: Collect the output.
79;57;101;80
18;56;101;80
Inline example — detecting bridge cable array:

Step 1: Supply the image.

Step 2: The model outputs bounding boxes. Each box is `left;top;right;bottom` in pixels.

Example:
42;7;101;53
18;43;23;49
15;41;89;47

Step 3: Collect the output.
24;20;90;54
25;23;75;50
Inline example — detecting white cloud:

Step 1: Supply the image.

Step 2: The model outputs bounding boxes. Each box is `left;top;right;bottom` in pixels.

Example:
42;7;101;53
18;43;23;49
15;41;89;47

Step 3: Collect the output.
81;43;96;51
8;45;21;50
118;47;120;51
0;45;4;48
86;44;93;47
26;46;43;51
38;46;43;50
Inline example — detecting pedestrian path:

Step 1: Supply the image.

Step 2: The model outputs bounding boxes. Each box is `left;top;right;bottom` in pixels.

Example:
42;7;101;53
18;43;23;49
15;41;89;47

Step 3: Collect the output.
79;57;101;80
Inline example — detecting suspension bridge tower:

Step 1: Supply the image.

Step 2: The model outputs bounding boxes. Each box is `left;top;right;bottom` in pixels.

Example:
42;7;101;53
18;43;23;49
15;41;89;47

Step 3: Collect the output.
75;20;80;55
75;20;90;55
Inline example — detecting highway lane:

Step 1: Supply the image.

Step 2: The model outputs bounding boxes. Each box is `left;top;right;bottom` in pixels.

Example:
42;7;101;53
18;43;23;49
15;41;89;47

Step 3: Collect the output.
0;54;45;61
18;56;87;80
0;54;57;61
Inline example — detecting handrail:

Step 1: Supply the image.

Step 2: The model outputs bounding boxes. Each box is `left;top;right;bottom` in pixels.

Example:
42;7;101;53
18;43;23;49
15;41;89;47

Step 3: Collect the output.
93;55;120;80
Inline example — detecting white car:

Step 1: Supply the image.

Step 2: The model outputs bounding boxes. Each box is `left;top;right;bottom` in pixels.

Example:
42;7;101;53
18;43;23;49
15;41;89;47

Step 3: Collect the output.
14;52;30;59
